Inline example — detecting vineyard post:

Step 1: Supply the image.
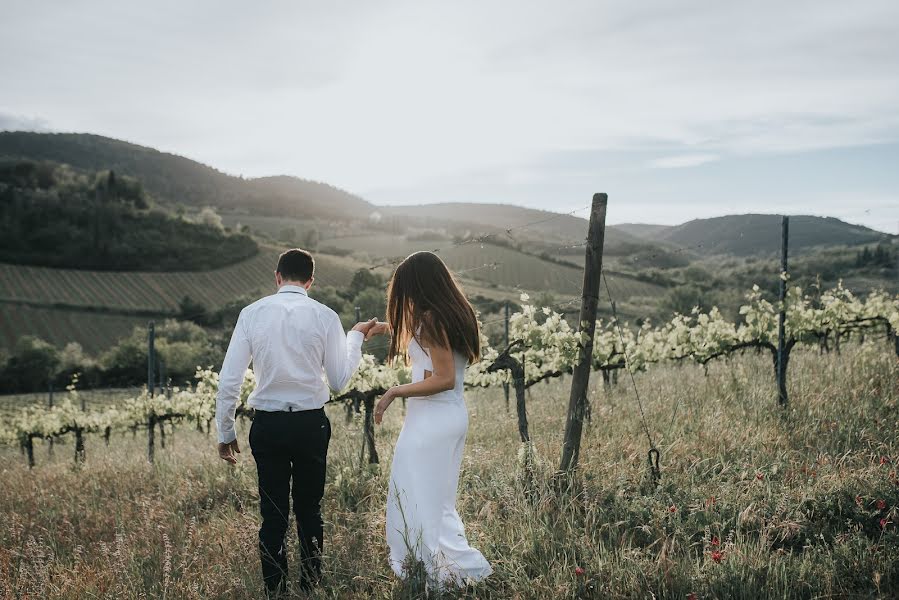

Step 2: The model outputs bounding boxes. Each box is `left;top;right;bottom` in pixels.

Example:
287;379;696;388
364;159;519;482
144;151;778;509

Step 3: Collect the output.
25;435;35;469
503;301;510;412
48;380;54;456
147;321;156;463
610;301;618;385
776;216;789;407
560;193;608;472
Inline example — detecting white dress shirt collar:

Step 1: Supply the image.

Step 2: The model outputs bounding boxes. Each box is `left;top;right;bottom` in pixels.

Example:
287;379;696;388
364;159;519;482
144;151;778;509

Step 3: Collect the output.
278;284;309;296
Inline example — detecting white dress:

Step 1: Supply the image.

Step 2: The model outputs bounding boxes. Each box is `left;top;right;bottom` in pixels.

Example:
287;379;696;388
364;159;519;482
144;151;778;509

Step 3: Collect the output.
386;337;493;586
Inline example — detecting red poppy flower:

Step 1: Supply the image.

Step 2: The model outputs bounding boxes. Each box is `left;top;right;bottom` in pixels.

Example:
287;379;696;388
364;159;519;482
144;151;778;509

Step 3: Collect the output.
711;536;720;547
876;499;887;511
575;566;585;577
881;456;890;465
669;505;677;513
880;518;889;529
710;550;724;563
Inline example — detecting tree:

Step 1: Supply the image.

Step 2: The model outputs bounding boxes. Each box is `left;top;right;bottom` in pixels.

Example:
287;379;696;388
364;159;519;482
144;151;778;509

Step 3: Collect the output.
347;269;384;300
0;336;61;393
303;229;320;250
279;227;297;244
198;206;224;231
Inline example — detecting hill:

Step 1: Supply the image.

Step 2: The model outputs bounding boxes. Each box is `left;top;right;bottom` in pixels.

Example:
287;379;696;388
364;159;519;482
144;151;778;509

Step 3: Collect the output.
380;202;647;247
0;159;258;271
657;214;893;257
0;131;373;221
614;223;672;239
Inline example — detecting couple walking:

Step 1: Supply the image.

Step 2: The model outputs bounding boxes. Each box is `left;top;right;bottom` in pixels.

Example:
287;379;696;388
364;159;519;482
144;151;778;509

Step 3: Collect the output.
215;248;492;596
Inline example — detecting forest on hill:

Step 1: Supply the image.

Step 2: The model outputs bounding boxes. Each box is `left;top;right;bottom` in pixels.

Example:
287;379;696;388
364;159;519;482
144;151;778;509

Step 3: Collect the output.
0;131;372;221
0;159;257;271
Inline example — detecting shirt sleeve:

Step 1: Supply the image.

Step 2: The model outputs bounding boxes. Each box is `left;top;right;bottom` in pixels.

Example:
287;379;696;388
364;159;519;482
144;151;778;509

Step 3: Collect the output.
216;310;252;444
323;312;364;392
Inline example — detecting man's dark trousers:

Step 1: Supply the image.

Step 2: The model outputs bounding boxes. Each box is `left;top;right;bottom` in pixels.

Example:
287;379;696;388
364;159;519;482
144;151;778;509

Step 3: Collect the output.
249;407;331;595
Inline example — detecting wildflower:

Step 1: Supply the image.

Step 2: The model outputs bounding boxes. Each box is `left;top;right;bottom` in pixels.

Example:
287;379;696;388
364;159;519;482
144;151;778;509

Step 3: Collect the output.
710;536;720;547
575;566;585;577
687;594;698;600
756;473;764;481
710;550;724;563
876;499;886;511
880;456;889;465
880;518;889;529
855;495;863;506
668;505;677;514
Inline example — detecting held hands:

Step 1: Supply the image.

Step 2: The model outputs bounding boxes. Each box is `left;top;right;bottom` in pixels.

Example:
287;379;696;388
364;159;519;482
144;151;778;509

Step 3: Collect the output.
366;321;391;341
374;387;398;425
218;440;240;464
352;319;390;340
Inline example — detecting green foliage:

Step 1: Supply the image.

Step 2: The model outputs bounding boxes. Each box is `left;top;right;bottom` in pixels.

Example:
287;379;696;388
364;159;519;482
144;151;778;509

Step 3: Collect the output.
0;336;60;393
0;160;258;271
100;320;218;387
347;268;384;300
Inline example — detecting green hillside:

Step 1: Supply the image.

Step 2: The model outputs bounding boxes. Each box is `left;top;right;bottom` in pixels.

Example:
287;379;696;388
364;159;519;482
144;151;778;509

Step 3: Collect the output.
0;132;373;221
659;214;893;257
0;159;258;271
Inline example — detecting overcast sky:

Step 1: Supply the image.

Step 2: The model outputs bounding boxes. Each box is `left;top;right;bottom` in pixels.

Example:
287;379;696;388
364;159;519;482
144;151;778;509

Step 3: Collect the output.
1;0;897;232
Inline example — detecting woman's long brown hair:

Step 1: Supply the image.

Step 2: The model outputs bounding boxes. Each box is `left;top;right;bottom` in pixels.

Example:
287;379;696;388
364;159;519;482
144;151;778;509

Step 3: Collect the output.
386;251;480;364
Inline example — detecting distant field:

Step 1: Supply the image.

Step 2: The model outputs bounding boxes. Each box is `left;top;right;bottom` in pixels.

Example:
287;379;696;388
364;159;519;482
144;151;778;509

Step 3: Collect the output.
326;235;667;301
0;303;148;354
0;246;363;351
0;247;361;314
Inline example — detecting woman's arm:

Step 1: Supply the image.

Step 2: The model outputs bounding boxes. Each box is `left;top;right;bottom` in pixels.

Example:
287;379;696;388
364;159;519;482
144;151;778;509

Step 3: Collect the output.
374;340;456;424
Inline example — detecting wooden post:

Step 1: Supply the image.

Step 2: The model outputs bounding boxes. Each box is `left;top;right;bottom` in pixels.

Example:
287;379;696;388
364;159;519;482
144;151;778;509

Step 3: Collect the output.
148;415;156;463
147;321;156;398
560;193;608;472
74;428;85;463
503;301;510;412
361;392;379;465
25;436;35;469
776;216;789;407
147;321;156;463
48;380;54;456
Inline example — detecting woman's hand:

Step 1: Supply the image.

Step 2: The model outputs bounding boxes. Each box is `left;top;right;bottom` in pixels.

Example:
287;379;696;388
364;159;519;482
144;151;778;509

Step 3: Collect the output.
366;321;391;341
374;387;398;425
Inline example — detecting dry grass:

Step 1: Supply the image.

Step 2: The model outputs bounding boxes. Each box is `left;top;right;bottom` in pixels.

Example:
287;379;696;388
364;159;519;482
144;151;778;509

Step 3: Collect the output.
1;343;897;599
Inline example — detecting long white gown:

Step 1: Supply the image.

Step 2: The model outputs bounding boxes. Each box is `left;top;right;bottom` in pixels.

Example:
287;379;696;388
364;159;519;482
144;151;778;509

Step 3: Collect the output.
386;337;493;586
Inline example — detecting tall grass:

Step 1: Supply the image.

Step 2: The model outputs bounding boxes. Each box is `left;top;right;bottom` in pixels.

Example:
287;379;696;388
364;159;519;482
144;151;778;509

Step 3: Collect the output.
1;344;897;599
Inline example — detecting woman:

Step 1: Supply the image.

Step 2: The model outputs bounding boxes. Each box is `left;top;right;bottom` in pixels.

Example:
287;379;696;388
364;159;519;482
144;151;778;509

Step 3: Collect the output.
372;251;493;587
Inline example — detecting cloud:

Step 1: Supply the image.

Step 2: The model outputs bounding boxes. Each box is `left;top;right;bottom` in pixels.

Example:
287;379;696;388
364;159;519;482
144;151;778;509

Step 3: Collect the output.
0;111;50;132
648;154;720;169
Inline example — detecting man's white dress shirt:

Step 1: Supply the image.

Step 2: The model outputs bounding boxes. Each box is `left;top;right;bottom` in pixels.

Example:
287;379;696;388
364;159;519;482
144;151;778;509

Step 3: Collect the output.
215;285;364;444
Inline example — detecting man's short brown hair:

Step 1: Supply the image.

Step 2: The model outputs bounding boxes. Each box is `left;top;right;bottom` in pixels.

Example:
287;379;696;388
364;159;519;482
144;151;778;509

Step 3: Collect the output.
276;248;314;282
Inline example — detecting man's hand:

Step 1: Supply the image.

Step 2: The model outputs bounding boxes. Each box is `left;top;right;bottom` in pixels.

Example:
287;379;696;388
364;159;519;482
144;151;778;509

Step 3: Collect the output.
365;321;391;341
218;440;240;464
374;387;398;425
352;318;378;337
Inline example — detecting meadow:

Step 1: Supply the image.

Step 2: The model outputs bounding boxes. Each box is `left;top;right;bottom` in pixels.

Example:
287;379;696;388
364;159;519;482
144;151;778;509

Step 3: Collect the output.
1;343;897;599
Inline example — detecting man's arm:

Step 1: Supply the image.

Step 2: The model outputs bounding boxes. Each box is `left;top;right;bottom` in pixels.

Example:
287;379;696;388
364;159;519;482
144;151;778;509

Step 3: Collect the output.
323;313;372;391
216;310;251;446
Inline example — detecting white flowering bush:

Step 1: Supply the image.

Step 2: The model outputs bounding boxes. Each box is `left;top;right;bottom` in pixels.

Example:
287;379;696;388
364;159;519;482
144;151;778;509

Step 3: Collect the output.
4;284;897;456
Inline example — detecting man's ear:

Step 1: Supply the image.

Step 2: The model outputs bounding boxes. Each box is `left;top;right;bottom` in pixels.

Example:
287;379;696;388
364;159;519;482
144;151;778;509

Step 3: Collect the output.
304;276;314;291
275;271;282;287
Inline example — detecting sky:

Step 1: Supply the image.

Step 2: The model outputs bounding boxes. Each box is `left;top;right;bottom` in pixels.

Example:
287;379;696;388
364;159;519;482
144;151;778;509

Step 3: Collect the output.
1;0;897;233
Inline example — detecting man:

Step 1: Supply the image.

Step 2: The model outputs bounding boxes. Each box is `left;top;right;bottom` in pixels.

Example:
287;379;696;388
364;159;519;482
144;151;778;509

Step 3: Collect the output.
215;248;383;596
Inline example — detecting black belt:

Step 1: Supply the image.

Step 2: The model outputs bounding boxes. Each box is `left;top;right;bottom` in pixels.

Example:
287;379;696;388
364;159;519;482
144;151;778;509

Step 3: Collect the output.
254;406;323;415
